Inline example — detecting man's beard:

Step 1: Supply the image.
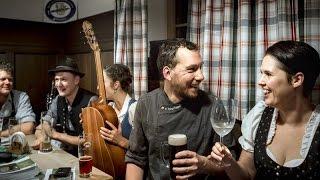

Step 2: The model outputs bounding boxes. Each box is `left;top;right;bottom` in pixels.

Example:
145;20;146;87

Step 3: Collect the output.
171;81;199;100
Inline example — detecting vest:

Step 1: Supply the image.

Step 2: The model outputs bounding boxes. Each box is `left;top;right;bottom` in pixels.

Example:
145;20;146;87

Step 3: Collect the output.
2;91;16;130
56;88;96;136
254;107;320;179
121;98;136;139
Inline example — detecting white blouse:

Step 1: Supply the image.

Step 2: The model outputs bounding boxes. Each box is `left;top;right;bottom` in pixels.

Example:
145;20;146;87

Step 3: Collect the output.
109;94;137;126
238;101;320;167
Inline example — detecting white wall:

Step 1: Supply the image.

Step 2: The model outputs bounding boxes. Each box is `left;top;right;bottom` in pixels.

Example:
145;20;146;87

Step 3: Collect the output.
78;0;114;19
0;0;114;22
0;0;168;41
0;0;43;22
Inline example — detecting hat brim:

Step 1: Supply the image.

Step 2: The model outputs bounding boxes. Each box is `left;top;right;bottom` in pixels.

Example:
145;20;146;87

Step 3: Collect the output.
48;67;85;78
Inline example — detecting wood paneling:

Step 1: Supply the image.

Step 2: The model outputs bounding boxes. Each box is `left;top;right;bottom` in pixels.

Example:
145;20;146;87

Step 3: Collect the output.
0;53;6;61
0;18;64;53
0;11;114;122
68;51;114;93
65;11;114;54
15;54;58;122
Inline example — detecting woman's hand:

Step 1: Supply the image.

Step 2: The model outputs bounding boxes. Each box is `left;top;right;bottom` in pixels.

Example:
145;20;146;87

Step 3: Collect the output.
79;113;83;124
100;120;128;148
210;142;234;167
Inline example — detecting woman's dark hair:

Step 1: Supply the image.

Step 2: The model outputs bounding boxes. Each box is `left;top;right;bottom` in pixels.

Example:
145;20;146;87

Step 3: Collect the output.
265;40;320;97
0;60;13;75
104;64;133;93
157;39;199;80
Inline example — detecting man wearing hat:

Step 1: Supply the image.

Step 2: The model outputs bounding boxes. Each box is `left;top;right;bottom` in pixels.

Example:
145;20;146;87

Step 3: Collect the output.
33;58;97;156
0;60;35;138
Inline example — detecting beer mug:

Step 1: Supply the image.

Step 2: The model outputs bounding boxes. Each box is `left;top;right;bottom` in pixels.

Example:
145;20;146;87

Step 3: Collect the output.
0;118;3;131
40;111;53;153
161;134;187;179
78;133;93;178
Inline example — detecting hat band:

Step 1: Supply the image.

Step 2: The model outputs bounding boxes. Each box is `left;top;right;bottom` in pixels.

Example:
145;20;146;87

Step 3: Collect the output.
55;65;76;70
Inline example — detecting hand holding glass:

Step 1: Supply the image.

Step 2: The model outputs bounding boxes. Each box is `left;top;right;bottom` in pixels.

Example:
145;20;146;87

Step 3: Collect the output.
210;99;236;144
160;134;187;179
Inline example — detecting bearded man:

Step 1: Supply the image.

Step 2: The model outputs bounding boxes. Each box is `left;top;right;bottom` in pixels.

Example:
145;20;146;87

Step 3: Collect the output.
126;39;236;180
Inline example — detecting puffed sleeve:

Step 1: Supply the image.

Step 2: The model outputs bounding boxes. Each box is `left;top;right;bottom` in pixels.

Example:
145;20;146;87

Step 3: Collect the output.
128;101;137;127
238;101;266;153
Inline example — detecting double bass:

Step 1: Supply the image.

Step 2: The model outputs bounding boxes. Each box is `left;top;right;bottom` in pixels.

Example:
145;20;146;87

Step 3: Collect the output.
81;21;126;179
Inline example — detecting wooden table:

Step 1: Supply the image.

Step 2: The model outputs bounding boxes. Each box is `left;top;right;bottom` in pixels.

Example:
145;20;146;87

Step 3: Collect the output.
26;135;113;180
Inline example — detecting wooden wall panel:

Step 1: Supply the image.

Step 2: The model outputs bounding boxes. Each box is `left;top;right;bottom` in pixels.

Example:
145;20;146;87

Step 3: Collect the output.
0;11;115;122
0;53;6;61
0;18;64;54
68;51;114;93
65;11;114;54
15;54;58;121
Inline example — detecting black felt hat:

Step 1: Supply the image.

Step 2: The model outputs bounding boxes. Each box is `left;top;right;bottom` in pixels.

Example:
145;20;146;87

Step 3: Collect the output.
48;58;85;78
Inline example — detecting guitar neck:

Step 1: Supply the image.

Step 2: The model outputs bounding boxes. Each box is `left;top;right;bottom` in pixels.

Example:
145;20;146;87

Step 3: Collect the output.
93;50;107;104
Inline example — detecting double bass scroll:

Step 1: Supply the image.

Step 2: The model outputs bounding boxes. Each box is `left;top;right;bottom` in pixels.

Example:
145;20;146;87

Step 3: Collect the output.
81;20;126;179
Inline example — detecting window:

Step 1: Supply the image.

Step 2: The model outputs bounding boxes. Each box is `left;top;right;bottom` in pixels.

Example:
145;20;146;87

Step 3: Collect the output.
167;0;188;39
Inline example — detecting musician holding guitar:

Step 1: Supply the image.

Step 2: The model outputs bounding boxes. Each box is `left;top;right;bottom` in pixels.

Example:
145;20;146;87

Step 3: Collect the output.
81;20;129;178
32;58;97;156
99;64;137;149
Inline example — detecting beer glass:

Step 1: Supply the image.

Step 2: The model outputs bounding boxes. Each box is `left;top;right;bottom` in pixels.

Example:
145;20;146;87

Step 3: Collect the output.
78;133;93;178
0;118;3;131
160;141;170;169
168;134;187;179
40;111;53;153
8;117;20;136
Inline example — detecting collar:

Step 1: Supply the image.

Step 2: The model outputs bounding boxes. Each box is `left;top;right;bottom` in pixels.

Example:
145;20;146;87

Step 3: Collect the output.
66;87;81;107
118;94;132;118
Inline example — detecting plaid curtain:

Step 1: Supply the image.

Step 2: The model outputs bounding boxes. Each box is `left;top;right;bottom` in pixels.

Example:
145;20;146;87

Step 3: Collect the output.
114;0;148;99
188;0;320;120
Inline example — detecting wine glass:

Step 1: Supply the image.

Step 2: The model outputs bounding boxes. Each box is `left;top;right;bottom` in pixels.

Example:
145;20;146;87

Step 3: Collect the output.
210;98;236;144
160;141;170;168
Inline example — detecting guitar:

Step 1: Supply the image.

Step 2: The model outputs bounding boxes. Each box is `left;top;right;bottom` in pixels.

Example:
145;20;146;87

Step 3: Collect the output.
81;20;126;179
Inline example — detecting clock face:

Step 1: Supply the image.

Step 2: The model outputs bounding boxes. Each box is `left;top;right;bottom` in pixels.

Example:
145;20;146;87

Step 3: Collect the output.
45;0;76;22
